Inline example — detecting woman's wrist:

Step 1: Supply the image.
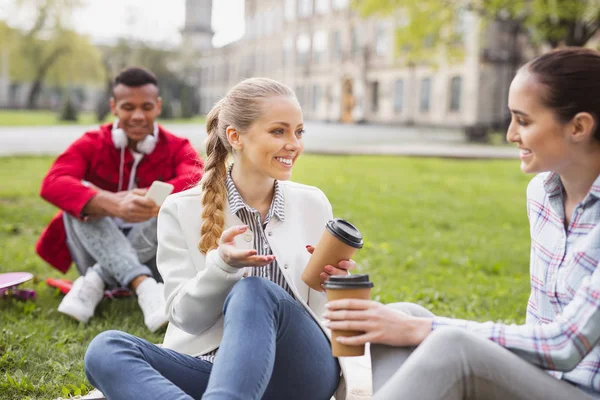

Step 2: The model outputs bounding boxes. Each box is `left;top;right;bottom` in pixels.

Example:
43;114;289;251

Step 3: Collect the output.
408;317;433;346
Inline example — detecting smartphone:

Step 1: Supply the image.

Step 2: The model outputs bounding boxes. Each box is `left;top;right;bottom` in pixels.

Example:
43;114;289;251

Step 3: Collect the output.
145;181;174;206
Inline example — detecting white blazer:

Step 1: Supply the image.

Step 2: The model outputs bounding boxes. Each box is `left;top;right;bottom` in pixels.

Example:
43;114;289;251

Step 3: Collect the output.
157;180;370;400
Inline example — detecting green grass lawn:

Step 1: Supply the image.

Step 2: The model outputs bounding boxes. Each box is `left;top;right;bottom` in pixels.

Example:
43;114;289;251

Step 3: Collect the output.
0;110;205;127
0;155;532;399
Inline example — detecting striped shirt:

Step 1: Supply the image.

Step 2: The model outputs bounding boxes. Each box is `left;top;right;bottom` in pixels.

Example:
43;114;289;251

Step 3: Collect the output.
198;170;293;363
433;172;600;396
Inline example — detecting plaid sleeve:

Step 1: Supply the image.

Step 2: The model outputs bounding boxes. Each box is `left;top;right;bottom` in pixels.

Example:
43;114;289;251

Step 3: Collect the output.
432;269;600;371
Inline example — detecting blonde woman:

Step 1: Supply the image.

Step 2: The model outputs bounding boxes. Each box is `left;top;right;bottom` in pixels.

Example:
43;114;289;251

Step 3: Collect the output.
83;78;356;400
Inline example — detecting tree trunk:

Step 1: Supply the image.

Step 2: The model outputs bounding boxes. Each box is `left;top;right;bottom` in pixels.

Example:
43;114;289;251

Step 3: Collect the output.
26;46;70;109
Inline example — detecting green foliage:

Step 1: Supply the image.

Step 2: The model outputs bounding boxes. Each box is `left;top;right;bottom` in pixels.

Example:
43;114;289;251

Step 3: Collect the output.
0;154;531;398
58;96;78;122
4;0;105;108
355;0;600;63
159;95;175;119
100;41;199;119
180;85;197;119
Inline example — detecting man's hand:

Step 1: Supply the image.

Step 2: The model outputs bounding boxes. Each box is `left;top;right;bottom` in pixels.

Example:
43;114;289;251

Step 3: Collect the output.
117;188;159;222
306;245;357;291
115;188;145;199
323;299;432;347
218;225;276;268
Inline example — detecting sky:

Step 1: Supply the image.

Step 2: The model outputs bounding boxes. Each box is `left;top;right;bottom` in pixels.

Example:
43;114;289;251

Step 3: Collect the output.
0;0;245;48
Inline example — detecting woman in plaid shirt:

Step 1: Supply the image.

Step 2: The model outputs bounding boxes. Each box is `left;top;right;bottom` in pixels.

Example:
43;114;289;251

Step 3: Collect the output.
324;48;600;400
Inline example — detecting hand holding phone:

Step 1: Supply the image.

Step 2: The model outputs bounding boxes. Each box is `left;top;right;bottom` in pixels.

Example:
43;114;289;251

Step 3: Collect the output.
145;181;174;206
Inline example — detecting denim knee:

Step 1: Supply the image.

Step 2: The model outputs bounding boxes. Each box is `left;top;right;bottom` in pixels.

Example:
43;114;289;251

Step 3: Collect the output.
84;330;130;380
224;277;285;314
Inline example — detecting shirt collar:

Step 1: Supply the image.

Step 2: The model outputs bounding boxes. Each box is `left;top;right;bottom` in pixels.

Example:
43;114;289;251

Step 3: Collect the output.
542;172;563;196
226;168;286;222
543;171;600;201
589;173;600;200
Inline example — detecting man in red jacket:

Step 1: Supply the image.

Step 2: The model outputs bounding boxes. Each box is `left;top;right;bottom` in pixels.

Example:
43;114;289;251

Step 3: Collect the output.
36;67;203;331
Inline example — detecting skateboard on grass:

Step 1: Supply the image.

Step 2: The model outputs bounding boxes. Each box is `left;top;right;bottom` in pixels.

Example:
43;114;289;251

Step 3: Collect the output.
0;272;36;300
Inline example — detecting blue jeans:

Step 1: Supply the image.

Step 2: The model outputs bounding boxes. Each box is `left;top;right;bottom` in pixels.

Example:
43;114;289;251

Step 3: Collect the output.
84;277;340;400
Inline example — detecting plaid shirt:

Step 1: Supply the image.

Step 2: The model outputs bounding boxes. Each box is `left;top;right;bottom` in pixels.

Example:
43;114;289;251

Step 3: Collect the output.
433;172;600;395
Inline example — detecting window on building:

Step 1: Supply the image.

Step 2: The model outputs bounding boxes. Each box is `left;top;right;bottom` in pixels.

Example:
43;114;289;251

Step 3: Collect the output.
375;25;388;56
199;67;206;84
371;81;379;112
256;12;264;38
223;63;230;83
283;37;293;67
312;85;322;111
316;0;330;14
270;9;279;36
312;31;327;64
420;77;431;112
299;0;313;17
245;54;255;76
332;31;342;60
449;76;462;112
284;0;296;20
296;86;305;107
351;26;360;57
453;8;467;44
9;83;19;100
246;14;255;39
296;33;311;65
332;0;349;10
394;79;404;113
256;53;263;74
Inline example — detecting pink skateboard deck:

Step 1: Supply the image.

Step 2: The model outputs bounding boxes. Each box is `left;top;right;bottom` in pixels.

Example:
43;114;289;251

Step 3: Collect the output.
0;272;36;300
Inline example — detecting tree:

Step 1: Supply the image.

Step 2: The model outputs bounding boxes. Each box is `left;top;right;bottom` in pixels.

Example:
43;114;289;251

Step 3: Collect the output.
100;40;198;119
10;0;104;108
355;0;600;60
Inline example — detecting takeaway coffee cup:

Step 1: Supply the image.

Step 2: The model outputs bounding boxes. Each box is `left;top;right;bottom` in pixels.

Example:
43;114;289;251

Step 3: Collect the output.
323;274;374;357
302;218;364;292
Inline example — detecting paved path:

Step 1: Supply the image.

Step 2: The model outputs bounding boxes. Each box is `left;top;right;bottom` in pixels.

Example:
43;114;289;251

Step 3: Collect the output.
0;121;518;159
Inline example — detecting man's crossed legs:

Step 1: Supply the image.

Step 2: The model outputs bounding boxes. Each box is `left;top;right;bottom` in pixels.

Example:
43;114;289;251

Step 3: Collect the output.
58;215;167;332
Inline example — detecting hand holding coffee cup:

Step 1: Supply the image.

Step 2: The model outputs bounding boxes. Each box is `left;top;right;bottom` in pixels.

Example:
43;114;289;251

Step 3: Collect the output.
322;274;374;357
218;225;276;268
305;245;357;290
302;219;364;292
324;298;433;349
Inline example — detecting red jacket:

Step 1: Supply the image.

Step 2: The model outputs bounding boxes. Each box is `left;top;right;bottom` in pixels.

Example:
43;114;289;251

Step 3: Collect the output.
36;123;203;273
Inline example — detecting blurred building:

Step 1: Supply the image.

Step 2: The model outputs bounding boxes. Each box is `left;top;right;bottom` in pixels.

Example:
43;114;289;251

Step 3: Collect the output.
184;0;523;130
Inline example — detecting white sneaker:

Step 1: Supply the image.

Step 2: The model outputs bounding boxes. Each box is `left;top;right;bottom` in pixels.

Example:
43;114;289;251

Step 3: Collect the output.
57;269;105;323
136;278;168;332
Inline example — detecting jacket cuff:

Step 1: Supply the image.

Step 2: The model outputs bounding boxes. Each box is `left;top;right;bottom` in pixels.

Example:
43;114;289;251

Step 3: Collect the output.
73;188;98;220
206;249;244;277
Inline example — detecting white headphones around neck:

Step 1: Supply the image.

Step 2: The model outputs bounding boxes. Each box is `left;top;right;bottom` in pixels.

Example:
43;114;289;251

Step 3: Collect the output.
111;119;158;155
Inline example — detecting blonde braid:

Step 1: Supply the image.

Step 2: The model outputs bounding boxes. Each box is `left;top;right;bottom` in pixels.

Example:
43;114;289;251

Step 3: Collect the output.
199;103;229;253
